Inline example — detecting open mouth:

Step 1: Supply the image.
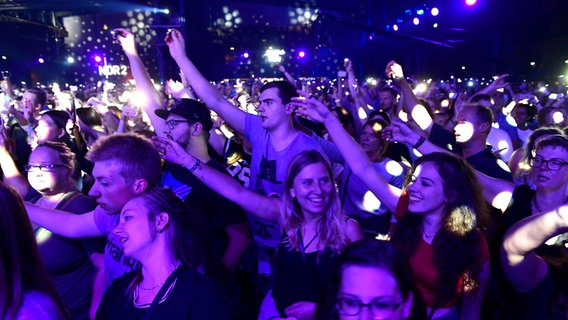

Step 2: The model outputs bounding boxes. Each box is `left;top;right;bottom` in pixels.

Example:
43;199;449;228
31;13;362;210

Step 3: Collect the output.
409;194;423;203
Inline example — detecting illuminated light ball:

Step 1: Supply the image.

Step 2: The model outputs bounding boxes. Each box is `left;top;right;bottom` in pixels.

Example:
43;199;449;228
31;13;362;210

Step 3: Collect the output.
298;51;306;58
466;0;477;5
243;52;249;59
393;24;399;31
413;17;420;25
433;23;438;28
38;58;45;64
416;9;424;15
431;7;439;16
94;55;102;63
461;66;466;70
67;57;75;63
552;111;565;124
467;80;474;87
163;8;170;14
385;160;404;177
530;61;536;66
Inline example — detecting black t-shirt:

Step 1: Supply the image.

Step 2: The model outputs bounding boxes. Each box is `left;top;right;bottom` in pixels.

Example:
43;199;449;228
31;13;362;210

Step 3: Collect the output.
272;239;337;316
96;266;230;320
429;123;513;182
27;190;103;320
163;160;249;258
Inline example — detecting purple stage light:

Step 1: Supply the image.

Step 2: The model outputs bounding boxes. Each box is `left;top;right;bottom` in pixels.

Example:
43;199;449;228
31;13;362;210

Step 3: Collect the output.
431;7;439;16
38;58;45;64
413;17;420;25
243;52;250;59
466;0;477;6
94;55;102;63
298;51;306;58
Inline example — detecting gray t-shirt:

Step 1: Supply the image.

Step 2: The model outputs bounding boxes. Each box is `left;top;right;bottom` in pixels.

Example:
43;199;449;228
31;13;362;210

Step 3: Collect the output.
93;209;141;288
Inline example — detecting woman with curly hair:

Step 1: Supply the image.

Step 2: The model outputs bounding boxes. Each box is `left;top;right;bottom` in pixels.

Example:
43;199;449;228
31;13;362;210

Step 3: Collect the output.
293;95;490;320
153;137;363;320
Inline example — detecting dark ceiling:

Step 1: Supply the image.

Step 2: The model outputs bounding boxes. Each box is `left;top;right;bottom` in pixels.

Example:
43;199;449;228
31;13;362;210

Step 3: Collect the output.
0;0;567;81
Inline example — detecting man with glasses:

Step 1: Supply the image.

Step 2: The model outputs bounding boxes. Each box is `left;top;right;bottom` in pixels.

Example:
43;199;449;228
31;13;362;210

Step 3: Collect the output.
115;29;251;285
165;30;325;294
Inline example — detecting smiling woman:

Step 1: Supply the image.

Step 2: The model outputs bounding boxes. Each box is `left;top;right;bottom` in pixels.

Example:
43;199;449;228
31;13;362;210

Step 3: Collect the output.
152;136;364;319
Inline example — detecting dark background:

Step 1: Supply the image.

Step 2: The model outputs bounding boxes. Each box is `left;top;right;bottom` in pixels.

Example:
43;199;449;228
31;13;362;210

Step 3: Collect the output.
0;0;567;85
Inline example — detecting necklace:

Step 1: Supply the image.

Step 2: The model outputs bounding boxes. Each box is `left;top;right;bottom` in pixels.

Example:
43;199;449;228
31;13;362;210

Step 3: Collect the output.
138;281;164;291
304;232;319;250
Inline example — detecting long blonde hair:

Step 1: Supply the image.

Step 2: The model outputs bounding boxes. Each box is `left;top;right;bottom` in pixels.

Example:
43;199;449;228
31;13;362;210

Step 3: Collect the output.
280;150;350;255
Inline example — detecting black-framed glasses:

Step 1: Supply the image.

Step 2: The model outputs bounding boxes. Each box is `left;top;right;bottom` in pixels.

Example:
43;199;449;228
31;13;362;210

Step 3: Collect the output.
529;157;568;171
24;164;65;172
336;297;402;318
166;119;193;130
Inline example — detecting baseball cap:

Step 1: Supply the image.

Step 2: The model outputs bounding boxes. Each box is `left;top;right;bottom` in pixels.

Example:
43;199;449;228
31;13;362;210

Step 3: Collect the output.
40;110;71;129
155;99;213;132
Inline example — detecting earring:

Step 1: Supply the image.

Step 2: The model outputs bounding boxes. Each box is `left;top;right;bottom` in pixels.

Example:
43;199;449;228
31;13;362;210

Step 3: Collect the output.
157;228;162;233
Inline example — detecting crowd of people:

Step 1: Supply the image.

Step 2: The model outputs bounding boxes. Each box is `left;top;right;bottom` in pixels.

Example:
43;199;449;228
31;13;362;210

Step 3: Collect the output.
0;26;567;320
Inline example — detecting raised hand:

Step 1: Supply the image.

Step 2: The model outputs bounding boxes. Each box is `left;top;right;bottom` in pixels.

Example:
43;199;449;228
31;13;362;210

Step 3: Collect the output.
383;120;419;145
486;74;509;92
112;28;137;56
385;60;404;80
344;58;354;74
291;94;332;124
165;79;186;99
152;136;194;166
274;64;286;73
164;29;186;60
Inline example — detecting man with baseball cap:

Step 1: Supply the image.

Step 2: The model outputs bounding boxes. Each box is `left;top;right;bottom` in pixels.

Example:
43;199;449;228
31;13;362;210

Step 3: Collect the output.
155;98;251;280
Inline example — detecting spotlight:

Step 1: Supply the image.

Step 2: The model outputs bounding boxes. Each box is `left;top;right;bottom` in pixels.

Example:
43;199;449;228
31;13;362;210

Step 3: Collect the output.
417;9;424;15
94;55;102;63
413;18;420;25
298;50;306;58
38;57;45;64
433;23;438;28
163;8;170;14
431;7;439;16
393;24;399;31
67;56;75;64
243;52;250;59
465;0;477;5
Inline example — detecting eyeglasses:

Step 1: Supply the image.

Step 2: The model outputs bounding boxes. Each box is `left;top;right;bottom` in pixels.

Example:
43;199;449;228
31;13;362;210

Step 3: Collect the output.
24;164;65;172
529;157;568;171
336;297;402;318
166;119;193;130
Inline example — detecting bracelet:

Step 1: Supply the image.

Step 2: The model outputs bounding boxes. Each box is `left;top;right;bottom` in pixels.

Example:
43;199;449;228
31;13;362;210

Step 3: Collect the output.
412;136;426;149
187;159;201;173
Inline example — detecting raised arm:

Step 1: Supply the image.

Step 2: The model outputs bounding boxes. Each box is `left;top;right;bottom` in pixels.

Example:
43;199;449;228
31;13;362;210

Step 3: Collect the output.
501;204;568;292
0;127;29;196
114;28;166;135
344;58;372;120
386;61;434;134
24;204;105;238
153;136;280;222
294;97;402;213
165;29;247;134
274;64;296;86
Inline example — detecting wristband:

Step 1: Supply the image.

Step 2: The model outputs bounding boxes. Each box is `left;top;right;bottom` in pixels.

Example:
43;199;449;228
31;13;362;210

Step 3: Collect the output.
412;136;426;149
187;159;201;173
